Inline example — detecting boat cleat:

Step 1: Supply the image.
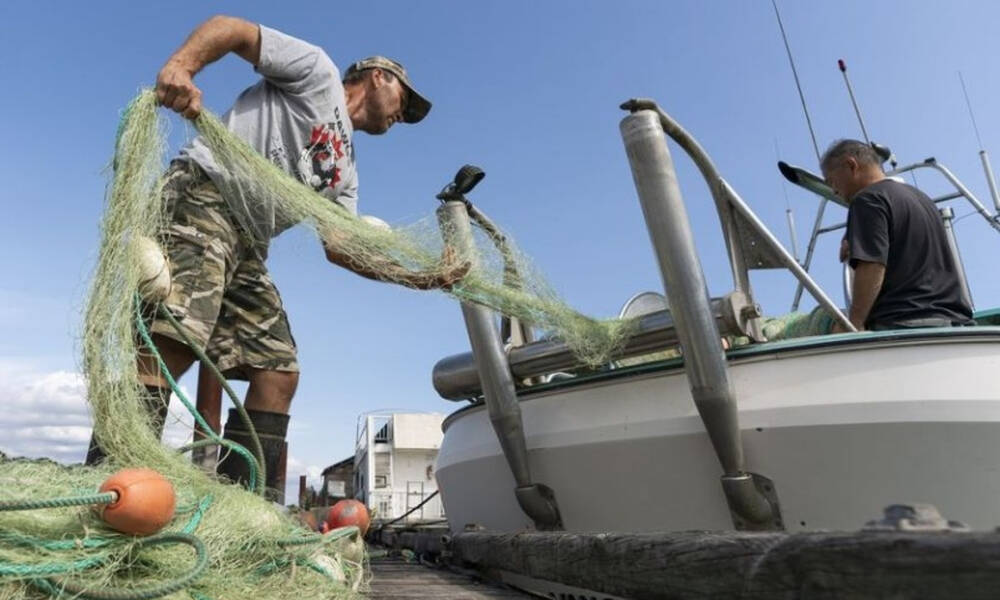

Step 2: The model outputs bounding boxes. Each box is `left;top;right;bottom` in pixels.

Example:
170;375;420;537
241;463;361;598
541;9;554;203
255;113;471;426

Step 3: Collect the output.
863;503;970;532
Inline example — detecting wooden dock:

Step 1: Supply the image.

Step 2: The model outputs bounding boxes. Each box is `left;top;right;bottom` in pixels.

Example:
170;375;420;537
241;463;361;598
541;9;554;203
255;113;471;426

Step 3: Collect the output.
367;557;532;599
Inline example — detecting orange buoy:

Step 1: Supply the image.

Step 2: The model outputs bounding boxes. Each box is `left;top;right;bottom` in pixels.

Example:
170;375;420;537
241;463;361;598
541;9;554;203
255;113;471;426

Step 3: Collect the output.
98;468;176;536
324;499;370;535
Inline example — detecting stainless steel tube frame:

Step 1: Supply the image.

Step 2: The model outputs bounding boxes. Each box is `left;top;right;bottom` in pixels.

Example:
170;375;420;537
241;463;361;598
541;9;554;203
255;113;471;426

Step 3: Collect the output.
434;297;748;400
719;179;853;331
438;200;563;531
889;160;1000;233
620;99;755;312
620;109;742;475
939;206;974;310
791;197;829;311
620;109;780;530
980;150;1000;214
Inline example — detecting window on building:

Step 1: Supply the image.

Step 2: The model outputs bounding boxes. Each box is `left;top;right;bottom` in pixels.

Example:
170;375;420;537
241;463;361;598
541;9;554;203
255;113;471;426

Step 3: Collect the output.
373;421;391;443
374;475;388;488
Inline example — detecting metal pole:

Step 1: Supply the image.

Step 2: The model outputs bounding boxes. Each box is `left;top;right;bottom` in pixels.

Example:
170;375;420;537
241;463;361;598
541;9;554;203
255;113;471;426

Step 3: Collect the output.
842;262;853;308
980;150;1000;214
721;180;854;331
438;200;563;531
785;208;800;262
621;110;779;530
939;206;974;310
959;72;1000;213
791;199;828;310
838;59;871;144
904;161;1000;233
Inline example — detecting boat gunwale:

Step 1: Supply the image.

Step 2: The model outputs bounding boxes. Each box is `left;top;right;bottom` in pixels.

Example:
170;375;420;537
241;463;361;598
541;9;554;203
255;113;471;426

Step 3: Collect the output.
441;324;1000;432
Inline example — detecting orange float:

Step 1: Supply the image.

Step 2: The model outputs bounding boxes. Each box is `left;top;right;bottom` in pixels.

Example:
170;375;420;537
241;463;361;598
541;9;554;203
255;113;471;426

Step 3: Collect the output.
98;468;176;536
324;499;370;535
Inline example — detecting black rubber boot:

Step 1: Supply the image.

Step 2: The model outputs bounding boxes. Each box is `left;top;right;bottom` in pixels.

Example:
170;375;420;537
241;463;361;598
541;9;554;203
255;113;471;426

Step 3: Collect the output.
85;384;170;465
217;408;289;504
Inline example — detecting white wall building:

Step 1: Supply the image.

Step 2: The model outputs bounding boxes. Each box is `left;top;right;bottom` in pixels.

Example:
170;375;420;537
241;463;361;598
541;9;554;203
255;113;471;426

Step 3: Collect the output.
354;412;446;524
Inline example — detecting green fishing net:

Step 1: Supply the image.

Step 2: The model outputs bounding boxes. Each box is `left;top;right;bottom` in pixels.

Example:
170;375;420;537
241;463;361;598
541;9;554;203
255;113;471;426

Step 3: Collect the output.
0;92;366;600
0;88;834;599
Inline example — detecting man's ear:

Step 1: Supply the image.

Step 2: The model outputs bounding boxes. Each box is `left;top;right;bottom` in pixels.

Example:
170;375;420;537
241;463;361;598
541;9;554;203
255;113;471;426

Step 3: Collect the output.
845;156;860;174
370;68;385;89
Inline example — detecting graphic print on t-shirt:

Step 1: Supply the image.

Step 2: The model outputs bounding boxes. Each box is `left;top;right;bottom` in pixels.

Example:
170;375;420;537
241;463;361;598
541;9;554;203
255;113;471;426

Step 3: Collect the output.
299;123;347;192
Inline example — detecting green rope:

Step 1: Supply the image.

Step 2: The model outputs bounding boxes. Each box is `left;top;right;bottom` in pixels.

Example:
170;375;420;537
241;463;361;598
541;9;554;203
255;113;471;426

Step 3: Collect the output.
0;532;114;551
179;495;213;535
0;492;117;512
132;298;263;494
0;495;214;595
175;438;259;469
0;554;109;577
37;532;208;600
151;303;267;495
0;494;114;577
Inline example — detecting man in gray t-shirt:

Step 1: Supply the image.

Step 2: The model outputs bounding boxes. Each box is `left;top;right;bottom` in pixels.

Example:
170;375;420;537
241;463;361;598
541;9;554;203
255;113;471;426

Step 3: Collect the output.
85;15;446;502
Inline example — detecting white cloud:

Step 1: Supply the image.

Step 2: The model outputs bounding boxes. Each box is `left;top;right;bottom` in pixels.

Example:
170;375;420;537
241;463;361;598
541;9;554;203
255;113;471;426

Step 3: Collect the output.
0;364;90;463
0;360;338;508
0;359;197;464
286;454;325;505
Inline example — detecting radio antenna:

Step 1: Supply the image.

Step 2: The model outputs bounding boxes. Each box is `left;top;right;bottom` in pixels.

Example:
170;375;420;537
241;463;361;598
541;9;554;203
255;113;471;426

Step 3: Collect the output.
837;59;871;144
959;71;1000;214
773;0;824;310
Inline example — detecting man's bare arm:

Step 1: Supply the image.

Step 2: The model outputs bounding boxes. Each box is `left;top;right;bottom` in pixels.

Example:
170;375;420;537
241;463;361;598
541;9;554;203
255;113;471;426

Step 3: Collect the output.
156;15;261;119
846;260;886;330
321;229;470;291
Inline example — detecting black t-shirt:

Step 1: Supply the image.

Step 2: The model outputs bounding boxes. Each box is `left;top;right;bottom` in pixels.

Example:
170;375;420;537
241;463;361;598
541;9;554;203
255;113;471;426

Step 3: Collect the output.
846;179;973;329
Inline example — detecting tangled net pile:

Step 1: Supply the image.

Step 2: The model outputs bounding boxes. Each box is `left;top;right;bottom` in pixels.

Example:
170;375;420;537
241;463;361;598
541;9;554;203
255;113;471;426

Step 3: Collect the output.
0;89;835;599
0;92;371;600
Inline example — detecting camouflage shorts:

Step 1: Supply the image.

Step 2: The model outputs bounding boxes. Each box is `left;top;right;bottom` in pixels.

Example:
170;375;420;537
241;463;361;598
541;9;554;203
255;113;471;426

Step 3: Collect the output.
149;161;298;378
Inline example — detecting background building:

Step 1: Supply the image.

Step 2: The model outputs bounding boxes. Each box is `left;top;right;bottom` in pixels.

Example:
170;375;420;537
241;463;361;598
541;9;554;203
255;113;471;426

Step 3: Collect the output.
319;456;354;504
354;412;446;524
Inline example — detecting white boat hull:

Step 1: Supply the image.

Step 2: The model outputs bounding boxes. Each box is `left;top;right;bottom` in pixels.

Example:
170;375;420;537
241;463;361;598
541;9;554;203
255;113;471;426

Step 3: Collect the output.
435;333;1000;533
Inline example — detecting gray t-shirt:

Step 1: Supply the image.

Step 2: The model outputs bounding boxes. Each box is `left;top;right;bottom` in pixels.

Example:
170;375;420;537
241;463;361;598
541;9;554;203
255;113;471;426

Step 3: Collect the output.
181;25;358;244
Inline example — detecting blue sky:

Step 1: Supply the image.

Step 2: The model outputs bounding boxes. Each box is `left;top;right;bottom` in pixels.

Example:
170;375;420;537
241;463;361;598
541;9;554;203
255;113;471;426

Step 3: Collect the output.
2;1;1000;499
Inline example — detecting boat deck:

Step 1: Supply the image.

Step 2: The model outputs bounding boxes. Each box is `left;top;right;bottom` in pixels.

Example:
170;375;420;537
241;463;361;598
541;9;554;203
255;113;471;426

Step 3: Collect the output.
368;556;532;599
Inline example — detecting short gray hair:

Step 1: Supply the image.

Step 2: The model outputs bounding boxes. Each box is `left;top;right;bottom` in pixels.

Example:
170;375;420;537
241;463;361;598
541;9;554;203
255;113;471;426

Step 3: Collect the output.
820;139;883;173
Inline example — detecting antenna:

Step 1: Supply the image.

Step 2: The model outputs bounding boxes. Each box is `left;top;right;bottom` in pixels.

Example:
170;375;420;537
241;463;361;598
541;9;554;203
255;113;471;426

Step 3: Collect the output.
772;0;821;163
773;0;825;310
838;58;904;178
775;138;800;261
837;59;871;144
959;71;1000;214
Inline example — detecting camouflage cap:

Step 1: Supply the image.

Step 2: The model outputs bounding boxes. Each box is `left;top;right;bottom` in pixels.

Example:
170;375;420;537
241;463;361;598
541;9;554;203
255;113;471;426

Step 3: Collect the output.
345;56;432;124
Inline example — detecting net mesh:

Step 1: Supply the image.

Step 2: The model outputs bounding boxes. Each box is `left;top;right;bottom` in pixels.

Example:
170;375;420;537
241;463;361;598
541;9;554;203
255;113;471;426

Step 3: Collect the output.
0;92;365;599
0;89;832;598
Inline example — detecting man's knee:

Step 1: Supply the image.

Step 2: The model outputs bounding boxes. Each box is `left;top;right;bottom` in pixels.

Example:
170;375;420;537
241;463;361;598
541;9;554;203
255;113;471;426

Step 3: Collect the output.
258;370;299;397
138;334;196;386
246;369;299;413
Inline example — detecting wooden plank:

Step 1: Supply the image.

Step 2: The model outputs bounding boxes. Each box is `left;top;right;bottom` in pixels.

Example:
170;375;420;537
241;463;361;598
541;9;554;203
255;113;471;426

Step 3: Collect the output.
367;557;531;599
449;530;1000;599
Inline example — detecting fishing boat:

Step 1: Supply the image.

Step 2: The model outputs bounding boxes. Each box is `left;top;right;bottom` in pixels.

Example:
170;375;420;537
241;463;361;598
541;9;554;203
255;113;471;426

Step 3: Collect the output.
428;98;1000;543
